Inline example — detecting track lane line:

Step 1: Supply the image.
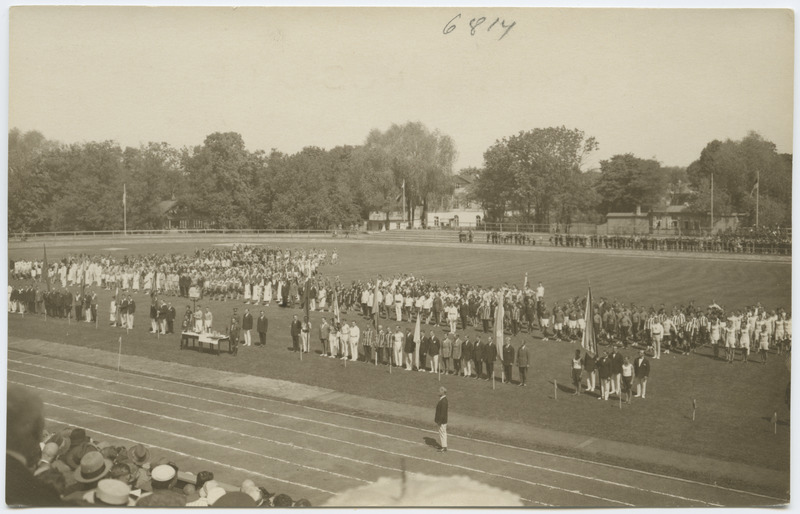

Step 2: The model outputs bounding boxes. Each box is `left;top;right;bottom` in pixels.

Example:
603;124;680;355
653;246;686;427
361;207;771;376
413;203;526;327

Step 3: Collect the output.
11;354;784;503
12;372;637;506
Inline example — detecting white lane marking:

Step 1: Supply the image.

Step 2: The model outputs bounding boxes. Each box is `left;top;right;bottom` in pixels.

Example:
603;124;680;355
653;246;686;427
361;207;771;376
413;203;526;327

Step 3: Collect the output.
42;416;337;496
13;370;631;506
24;386;366;486
11;354;786;502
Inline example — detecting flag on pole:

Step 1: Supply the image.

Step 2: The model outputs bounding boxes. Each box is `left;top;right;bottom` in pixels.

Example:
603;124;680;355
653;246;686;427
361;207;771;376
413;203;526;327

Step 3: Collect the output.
749;179;759;198
395;180;406;202
333;290;340;324
495;293;504;357
42;244;51;291
413;312;421;369
304;277;311;322
581;286;598;355
372;280;380;331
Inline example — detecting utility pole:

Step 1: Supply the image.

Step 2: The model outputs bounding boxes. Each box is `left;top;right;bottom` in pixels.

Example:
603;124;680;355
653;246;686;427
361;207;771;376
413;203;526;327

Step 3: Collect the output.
756;168;760;228
710;173;714;233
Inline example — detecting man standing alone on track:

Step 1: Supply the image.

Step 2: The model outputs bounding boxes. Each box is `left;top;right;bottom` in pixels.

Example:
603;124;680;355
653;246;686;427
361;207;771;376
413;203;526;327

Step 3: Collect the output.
435;386;448;453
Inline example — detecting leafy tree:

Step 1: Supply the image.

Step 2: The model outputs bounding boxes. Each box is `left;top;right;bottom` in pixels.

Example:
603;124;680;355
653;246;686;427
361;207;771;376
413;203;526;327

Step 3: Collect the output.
364;122;456;227
122;142;183;229
8;129;59;233
478;127;598;224
182;132;257;229
595;154;667;213
687;132;791;226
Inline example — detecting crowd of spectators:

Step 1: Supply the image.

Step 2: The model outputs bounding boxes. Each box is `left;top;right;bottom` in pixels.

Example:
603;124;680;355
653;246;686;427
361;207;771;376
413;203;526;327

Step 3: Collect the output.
6;385;312;507
458;225;791;255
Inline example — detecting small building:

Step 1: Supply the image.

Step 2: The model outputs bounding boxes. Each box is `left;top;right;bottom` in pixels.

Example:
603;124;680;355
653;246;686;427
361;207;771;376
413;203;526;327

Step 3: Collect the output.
601;205;742;235
366;211;423;231
156;199;212;230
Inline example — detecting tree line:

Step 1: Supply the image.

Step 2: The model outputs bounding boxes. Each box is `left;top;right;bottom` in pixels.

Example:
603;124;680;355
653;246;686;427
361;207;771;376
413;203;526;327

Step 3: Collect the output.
8;124;791;234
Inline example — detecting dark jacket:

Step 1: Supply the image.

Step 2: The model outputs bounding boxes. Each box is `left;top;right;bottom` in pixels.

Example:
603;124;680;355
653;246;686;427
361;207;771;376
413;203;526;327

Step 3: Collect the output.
634;356;650;378
516;344;529;367
290;319;302;337
502;344;515;365
611;352;624;374
6;454;65;507
257;315;269;333
242;313;253;330
434;396;448;425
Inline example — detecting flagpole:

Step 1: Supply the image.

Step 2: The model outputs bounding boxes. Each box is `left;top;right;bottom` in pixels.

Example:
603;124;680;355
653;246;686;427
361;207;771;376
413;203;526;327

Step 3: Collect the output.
756;169;759;228
123;183;127;236
710;172;714;233
401;180;406;229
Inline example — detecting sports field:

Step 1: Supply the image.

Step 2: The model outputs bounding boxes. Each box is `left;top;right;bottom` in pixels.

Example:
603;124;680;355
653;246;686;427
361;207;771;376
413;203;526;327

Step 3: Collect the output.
7;237;792;503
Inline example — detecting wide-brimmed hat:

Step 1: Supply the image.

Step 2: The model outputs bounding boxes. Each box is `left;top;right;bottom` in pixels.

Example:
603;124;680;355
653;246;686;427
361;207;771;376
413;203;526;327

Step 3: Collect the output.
151;464;176;484
93;479;132;506
127;443;150;466
73;451;112;483
213;491;257;508
63;441;95;470
69;428;89;445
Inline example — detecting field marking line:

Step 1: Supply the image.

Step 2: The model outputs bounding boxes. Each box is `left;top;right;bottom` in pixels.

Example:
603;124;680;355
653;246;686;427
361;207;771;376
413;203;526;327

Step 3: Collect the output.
15;381;366;486
10;354;787;503
13;369;665;506
41;416;338;496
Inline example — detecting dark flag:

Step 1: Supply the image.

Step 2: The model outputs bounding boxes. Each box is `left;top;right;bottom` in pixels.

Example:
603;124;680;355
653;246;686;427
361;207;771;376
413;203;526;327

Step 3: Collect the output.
581;286;597;355
42;244;51;291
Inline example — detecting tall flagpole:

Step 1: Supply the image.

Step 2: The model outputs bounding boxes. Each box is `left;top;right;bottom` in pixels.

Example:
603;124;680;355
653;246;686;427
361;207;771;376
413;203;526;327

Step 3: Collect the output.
123;183;127;235
401;179;406;229
756;169;760;228
710;173;714;233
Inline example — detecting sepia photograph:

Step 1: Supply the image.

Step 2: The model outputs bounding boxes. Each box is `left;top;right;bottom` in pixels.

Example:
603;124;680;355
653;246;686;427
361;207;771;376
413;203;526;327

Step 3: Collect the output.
5;5;794;508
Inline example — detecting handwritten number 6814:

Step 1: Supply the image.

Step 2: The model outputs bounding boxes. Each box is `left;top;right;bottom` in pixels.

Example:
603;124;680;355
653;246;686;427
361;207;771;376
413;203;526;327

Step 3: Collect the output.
443;13;516;40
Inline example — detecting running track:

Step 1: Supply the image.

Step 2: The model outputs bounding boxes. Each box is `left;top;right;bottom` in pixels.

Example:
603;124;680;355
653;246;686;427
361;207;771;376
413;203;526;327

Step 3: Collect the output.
9;350;787;507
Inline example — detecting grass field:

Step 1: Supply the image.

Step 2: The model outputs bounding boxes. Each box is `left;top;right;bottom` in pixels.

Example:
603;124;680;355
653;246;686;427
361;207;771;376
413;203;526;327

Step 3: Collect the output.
7;239;792;476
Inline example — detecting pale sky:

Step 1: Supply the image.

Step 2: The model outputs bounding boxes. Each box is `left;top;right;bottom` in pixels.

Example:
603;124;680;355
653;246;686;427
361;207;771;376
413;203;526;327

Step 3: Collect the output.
8;6;794;171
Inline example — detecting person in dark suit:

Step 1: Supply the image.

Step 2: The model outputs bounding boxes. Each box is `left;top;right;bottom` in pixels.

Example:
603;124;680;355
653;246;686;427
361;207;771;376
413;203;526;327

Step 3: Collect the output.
229;310;241;356
502;339;515;383
633;349;650;399
419;332;430;372
7;386;66;507
257;311;269;347
166;303;176;334
484;338;497;381
516;339;529;386
473;337;485;379
610;349;624;397
290;315;302;352
597;351;612;401
434;387;448;452
242;309;254;346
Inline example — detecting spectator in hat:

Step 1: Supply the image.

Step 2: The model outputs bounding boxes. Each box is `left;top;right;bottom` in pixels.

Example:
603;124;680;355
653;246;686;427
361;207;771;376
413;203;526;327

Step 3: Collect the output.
62;428;96;470
62;451;113;502
214;491;257;507
273;493;294;507
6;385;65;507
206;486;228;506
294;498;312;507
83;478;134;506
138;464;186;506
186;479;219;507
